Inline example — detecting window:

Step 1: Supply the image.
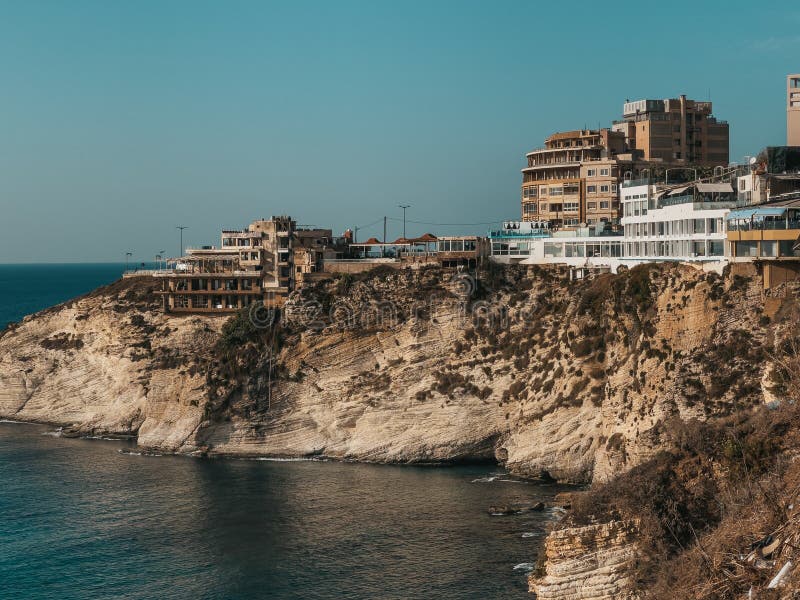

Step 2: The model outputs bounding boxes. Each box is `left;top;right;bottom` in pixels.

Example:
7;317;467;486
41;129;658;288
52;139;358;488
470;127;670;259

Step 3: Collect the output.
587;202;597;209
780;240;800;257
611;184;618;192
523;186;537;198
599;201;609;209
564;218;579;226
587;185;597;193
549;186;564;196
587;169;596;177
600;185;610;193
564;202;579;212
761;241;777;258
549;203;563;212
540;203;547;212
544;243;563;257
736;241;758;257
540;186;548;196
523;203;537;215
600;168;609;176
563;183;580;195
792;78;800;89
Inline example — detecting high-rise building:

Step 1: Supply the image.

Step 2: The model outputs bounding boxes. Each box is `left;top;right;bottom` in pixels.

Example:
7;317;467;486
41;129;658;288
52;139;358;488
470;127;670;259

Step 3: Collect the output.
612;95;729;165
789;74;800;146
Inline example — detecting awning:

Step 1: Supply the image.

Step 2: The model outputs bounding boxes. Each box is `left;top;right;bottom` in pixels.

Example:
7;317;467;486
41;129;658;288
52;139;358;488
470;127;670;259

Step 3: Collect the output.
726;209;757;220
697;183;733;193
668;185;690;196
726;207;787;220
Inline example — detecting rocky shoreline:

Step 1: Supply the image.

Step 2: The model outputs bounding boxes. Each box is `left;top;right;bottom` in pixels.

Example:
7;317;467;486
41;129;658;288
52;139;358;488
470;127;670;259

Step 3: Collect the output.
2;262;795;597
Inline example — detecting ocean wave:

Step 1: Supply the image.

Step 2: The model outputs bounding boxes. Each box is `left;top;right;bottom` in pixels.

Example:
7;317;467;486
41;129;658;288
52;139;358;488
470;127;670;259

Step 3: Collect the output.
0;419;28;424
513;563;534;572
118;449;162;457
521;532;537;538
41;428;63;437
471;476;499;483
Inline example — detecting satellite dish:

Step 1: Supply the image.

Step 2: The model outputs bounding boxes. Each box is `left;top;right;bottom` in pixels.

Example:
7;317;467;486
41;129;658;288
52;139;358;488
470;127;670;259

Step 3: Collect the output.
749;157;757;165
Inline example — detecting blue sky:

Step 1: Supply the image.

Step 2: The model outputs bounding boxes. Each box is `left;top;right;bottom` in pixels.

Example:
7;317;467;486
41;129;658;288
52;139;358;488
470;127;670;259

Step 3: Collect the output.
1;0;798;262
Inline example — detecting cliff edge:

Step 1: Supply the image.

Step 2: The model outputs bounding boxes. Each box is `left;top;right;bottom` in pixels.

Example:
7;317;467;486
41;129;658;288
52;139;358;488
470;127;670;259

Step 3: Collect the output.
0;263;775;486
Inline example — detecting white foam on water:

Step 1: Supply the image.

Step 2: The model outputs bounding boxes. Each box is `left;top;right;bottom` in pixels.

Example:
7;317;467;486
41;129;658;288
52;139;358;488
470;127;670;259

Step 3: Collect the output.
513;563;534;571
41;429;63;437
521;532;537;538
471;476;498;483
252;457;322;462
0;419;28;424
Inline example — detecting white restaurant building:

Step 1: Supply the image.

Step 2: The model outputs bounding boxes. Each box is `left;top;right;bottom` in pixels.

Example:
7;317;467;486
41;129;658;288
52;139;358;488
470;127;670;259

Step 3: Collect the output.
618;179;736;268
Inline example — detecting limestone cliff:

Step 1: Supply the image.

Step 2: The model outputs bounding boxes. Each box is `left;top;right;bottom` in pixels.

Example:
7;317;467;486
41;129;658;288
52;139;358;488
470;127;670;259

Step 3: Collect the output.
529;520;640;600
0;263;775;485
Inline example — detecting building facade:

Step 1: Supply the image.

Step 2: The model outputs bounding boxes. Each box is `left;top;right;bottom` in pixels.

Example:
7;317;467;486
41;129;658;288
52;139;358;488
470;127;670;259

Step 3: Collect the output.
158;216;298;314
521;129;642;230
613;96;729;165
620;180;734;263
489;221;623;270
789;74;800;146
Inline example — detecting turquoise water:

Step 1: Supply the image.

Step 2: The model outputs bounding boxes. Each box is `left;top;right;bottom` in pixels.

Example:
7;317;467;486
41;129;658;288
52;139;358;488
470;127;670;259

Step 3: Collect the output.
0;264;562;599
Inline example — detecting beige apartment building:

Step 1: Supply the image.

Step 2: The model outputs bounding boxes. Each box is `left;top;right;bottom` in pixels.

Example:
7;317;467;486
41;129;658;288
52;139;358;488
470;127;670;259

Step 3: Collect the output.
612;95;729;165
521;129;642;229
789;74;800;146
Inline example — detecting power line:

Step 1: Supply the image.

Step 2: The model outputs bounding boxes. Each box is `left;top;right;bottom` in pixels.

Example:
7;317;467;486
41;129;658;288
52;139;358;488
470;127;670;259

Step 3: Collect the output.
354;217;385;231
385;217;502;227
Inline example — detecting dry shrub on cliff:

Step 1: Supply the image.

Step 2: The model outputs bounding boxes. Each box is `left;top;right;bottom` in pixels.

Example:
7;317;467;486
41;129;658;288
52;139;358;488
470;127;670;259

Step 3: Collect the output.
569;304;800;599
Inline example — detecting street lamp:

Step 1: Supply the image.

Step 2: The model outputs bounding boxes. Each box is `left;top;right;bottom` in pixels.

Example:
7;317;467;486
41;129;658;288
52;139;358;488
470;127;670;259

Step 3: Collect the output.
176;226;188;256
125;252;133;272
398;204;410;239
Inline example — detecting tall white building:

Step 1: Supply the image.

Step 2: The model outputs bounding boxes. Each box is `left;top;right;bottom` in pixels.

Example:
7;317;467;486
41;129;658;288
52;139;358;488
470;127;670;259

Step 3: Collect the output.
620;179;735;265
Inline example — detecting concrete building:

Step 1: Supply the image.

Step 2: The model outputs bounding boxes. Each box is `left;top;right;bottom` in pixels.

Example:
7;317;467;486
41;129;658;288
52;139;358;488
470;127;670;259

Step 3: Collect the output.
789;74;800;146
521;129;646;230
613;96;729;165
157;216;298;314
735;146;800;209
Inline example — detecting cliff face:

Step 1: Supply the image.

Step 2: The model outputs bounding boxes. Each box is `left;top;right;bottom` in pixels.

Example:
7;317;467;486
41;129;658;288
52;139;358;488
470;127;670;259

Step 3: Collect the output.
0;263;774;484
529;520;640;600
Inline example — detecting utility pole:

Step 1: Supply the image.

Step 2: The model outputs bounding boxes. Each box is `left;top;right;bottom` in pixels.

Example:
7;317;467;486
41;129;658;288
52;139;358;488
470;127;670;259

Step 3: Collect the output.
176;226;188;256
353;226;358;243
383;216;387;258
125;252;132;272
398;204;410;239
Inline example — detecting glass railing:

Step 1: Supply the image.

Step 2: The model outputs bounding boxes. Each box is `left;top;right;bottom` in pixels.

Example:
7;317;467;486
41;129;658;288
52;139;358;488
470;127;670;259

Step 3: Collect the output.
728;220;800;232
488;229;551;238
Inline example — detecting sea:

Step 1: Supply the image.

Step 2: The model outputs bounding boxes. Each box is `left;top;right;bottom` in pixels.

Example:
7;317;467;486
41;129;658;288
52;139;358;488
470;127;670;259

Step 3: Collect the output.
0;264;566;599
